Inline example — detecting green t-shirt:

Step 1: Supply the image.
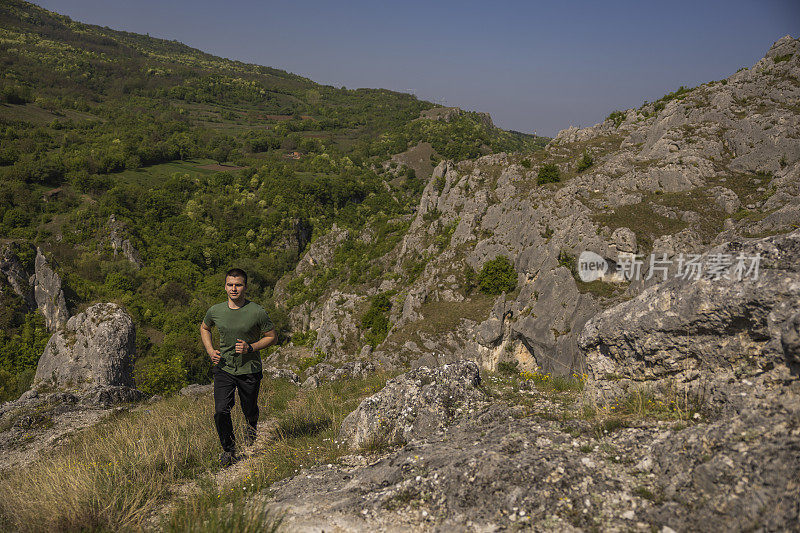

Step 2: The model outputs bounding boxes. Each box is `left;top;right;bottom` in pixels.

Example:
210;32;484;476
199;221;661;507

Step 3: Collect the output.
203;300;274;375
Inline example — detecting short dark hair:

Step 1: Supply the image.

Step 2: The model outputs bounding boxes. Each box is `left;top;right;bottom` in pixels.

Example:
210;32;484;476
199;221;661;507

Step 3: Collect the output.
225;268;247;284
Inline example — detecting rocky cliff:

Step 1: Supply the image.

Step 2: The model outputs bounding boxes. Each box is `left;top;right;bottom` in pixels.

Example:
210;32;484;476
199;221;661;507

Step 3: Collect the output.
275;36;800;379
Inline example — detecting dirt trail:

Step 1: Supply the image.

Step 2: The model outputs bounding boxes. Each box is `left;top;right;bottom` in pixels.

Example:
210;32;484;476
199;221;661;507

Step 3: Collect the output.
144;416;279;530
212;417;279;487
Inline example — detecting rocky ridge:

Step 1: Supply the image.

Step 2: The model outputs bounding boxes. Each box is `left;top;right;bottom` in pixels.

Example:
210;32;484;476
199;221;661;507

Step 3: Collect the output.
275;36;800;379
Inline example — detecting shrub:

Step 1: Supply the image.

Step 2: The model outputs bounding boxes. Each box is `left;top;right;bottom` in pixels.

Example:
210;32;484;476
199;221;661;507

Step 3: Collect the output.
104;271;135;295
536;163;560;185
1;85;31;105
292;329;317;347
361;293;392;346
72;173;112;194
576;152;593;172
557;249;578;277
478;256;517;295
497;360;519;375
606;110;626;128
134;348;187;395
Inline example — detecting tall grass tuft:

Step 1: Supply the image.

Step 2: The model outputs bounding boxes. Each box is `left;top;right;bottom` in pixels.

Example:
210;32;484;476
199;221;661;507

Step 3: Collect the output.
0;394;219;532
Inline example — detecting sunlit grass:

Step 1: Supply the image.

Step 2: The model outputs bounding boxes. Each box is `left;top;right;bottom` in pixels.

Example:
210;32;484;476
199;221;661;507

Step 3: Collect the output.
0;373;392;532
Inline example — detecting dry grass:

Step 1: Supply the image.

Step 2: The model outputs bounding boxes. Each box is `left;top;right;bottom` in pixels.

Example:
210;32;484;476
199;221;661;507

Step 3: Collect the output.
0;395;219;532
0;373;391;533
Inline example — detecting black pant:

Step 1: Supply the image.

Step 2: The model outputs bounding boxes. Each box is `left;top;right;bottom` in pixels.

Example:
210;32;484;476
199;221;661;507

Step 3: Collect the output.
213;367;262;453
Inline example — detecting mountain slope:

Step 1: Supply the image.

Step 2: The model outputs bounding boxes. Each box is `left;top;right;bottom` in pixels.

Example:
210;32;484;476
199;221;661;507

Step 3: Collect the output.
274;35;800;377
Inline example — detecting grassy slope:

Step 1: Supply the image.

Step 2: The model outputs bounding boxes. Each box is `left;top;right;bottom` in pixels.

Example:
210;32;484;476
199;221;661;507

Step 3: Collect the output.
0;373;392;532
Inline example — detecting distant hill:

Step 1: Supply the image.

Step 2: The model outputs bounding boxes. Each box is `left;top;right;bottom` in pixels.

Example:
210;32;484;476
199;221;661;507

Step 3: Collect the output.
0;0;546;400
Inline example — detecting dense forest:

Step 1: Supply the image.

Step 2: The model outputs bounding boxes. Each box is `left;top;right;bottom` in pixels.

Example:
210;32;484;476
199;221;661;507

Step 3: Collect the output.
0;0;546;400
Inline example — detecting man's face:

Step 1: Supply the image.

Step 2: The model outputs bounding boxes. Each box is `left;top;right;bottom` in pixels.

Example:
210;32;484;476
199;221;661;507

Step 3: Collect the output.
225;276;246;300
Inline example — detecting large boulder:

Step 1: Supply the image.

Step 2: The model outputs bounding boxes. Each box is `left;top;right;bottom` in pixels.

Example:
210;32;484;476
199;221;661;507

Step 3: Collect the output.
580;230;800;400
34;303;136;390
339;360;485;450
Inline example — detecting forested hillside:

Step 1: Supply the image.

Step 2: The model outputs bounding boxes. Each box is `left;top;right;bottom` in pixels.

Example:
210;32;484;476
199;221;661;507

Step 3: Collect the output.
0;0;545;400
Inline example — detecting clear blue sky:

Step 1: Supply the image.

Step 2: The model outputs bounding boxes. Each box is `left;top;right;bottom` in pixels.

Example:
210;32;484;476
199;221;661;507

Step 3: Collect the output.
35;0;799;136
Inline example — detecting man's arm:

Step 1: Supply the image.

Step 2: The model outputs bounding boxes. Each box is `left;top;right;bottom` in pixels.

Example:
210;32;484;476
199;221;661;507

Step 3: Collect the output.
235;329;277;354
200;322;221;364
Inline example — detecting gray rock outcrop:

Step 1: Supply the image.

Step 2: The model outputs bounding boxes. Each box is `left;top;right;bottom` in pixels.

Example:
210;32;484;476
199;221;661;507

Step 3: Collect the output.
0;242;35;309
339;360;485;450
309;291;364;358
34;303;135;390
301;360;376;389
268;388;800;532
32;248;69;331
580;229;800;402
105;214;143;268
179;383;213;396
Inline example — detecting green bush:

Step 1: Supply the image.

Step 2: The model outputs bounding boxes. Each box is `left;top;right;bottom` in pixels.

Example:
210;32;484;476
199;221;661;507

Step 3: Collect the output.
497;360;518;375
104;271;135;295
606;110;626;128
291;329;317;347
134;348;187;395
537;163;560;185
361;293;392;347
576;152;593;172
1;85;31;105
478;256;517;295
0;312;48;402
557;250;578;277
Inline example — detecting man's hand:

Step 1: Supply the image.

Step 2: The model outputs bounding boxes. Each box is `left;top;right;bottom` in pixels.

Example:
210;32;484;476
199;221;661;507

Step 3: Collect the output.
209;349;221;364
235;339;252;354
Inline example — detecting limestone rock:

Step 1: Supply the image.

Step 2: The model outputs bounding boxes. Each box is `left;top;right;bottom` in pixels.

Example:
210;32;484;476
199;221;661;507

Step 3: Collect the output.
709;186;741;214
105;214;143;268
293;224;348;277
34;303;135;390
32;248;69;331
611;227;637;253
179;383;213;396
309;291;364;359
339;360;485;450
264;367;301;383
580;230;800;401
302;360;376;387
782;312;800;369
0;242;35;308
301;375;319;390
411;352;439;370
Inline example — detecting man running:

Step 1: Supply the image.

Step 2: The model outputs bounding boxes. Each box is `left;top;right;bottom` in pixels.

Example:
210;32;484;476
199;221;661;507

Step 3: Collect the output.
200;268;276;466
